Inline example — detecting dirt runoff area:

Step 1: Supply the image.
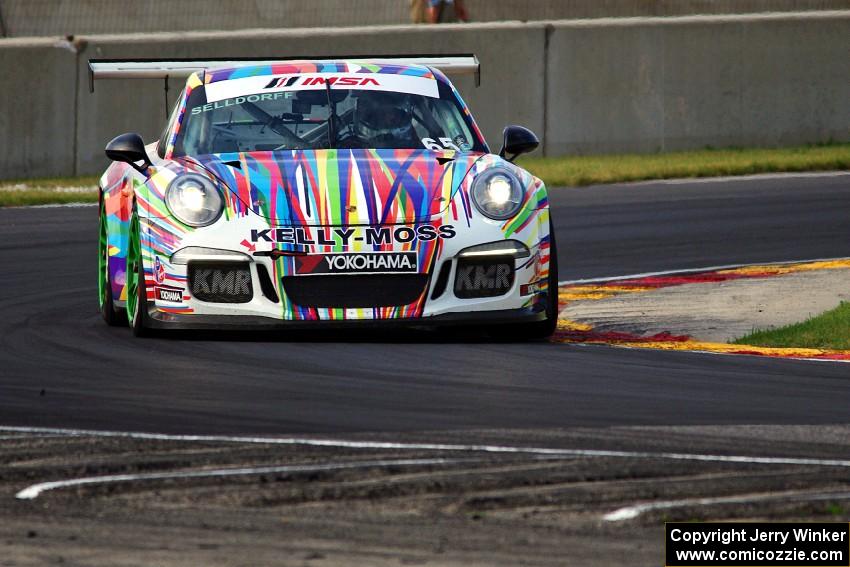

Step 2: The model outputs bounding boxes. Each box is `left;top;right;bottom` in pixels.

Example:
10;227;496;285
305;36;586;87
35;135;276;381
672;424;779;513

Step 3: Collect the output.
560;259;850;344
3;425;850;566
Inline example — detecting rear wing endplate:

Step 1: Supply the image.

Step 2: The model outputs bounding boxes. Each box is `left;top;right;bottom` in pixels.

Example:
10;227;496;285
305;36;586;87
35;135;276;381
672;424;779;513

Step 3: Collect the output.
88;55;480;92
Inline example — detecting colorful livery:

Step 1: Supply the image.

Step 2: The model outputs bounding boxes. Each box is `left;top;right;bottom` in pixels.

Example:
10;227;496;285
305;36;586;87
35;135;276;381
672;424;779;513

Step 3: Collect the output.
93;57;557;337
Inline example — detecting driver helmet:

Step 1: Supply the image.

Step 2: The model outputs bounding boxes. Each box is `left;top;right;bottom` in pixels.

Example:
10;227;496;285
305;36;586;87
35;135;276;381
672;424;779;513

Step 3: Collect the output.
354;93;416;144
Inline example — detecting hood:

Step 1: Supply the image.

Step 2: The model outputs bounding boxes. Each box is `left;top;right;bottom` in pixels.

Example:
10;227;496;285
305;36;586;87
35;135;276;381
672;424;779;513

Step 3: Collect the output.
179;149;484;226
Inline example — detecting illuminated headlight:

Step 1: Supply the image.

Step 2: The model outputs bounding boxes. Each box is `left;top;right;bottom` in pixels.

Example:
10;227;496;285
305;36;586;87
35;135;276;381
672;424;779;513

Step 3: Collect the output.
165;173;224;227
471;169;524;220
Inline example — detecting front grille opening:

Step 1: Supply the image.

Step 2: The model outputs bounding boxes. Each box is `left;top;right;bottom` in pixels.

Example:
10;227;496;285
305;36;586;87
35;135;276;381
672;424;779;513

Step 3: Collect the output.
430;260;452;300
282;274;428;308
454;258;514;299
256;263;279;303
189;263;253;303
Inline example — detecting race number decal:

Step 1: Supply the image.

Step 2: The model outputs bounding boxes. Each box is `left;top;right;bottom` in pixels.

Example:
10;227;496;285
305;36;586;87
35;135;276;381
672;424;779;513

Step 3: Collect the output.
421;137;462;151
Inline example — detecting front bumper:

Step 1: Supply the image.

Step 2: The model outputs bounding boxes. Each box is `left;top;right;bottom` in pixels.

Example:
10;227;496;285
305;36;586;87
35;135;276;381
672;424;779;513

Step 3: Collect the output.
140;202;552;326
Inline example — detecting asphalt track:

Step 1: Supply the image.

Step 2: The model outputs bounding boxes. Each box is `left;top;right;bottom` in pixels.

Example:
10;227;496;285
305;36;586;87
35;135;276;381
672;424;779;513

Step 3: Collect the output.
1;172;849;435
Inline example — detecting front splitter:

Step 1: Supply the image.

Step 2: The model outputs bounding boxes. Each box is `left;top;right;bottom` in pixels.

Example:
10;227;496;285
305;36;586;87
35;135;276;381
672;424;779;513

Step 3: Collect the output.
146;305;546;331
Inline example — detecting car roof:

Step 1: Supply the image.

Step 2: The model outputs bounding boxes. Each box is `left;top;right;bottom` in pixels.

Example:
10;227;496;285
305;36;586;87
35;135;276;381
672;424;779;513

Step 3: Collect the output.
202;60;446;85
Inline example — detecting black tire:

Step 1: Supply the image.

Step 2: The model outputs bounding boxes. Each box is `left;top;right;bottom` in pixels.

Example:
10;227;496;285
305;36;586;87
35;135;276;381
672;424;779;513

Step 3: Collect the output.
98;199;128;326
505;219;559;340
126;208;154;338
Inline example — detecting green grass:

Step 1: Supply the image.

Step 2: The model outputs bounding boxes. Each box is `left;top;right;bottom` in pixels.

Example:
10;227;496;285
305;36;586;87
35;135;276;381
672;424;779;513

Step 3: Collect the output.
2;142;850;206
824;503;849;517
734;302;850;351
518;143;850;187
0;176;99;207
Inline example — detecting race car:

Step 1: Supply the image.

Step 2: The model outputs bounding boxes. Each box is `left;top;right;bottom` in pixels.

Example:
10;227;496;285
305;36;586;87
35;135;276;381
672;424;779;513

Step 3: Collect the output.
92;56;557;338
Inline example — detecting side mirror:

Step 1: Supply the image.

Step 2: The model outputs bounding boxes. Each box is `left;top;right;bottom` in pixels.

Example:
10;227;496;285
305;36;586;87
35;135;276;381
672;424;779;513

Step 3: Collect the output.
105;133;152;173
499;125;539;162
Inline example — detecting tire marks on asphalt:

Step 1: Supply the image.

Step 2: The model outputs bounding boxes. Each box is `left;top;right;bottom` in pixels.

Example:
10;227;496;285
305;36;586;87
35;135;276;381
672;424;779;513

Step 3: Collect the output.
9;426;850;508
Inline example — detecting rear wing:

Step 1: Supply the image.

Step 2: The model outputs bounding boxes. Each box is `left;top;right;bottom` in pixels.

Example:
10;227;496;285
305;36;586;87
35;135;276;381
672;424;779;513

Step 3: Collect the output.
88;55;480;92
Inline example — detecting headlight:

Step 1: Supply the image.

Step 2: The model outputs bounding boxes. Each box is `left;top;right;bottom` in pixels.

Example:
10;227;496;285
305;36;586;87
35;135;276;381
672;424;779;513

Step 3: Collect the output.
471;169;524;220
165;173;223;227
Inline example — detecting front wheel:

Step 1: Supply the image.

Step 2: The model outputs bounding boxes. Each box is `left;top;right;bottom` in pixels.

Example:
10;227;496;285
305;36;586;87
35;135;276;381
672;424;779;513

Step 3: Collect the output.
505;219;559;340
125;209;153;337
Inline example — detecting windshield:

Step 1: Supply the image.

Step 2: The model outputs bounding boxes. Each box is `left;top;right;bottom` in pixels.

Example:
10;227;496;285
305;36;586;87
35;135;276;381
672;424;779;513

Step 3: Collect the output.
173;73;486;156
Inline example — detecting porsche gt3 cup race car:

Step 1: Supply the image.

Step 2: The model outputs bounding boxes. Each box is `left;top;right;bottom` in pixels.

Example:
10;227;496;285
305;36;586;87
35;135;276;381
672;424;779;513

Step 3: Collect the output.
92;56;557;338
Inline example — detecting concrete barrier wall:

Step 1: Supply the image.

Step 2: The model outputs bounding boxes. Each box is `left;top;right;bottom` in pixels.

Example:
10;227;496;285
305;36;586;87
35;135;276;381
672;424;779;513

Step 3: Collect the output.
1;11;849;179
465;0;850;21
3;0;849;36
0;37;77;179
545;12;850;154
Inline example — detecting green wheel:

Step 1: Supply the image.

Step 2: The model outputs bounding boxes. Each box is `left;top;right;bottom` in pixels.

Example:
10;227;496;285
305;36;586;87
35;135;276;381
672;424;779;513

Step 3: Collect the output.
98;199;127;326
126;208;152;337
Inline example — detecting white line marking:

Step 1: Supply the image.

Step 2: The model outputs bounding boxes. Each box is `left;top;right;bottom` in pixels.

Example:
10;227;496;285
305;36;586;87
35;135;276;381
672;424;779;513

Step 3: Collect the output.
652;171;850;185
571;170;850;190
604;490;850;522
558;257;850;286
0;202;97;210
15;458;464;500
6;425;850;491
0;185;95;194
